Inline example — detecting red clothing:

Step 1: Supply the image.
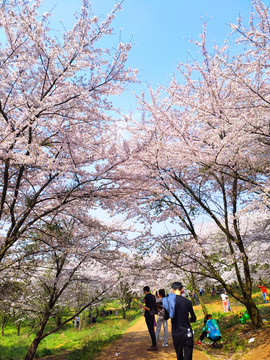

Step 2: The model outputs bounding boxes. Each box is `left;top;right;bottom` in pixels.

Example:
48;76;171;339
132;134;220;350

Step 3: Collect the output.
258;285;267;294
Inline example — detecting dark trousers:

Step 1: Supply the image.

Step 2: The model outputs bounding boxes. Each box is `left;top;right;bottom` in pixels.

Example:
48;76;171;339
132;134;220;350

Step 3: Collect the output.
172;333;193;360
145;316;156;346
199;330;208;341
199;330;221;343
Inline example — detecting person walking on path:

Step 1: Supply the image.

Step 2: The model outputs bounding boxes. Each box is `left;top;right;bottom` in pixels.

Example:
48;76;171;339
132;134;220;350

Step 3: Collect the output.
258;283;268;303
155;289;168;347
163;281;196;360
139;285;158;351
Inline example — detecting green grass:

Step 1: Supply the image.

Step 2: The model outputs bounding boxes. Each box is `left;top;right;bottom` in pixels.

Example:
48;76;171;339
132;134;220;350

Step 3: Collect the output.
1;292;268;360
0;307;141;360
192;291;270;357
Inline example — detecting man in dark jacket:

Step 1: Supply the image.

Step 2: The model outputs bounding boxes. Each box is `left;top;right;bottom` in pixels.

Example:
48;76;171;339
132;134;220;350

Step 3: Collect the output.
170;282;196;360
139;285;158;351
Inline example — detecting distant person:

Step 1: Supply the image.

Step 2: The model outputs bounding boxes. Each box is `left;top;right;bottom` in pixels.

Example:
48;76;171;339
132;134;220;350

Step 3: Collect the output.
225;292;231;311
258;283;268;303
193;293;199;305
101;309;106;317
76;316;79;327
155;289;168;347
220;292;228;312
163;282;196;360
196;314;221;346
139;286;158;351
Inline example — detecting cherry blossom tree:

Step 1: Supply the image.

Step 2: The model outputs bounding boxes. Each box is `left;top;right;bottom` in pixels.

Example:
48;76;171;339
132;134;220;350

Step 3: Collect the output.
157;212;270;306
0;2;138;353
0;273;27;336
120;0;270;328
0;0;136;268
1;210;126;360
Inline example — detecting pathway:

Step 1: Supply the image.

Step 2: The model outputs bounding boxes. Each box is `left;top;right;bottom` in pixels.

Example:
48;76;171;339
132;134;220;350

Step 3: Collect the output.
94;316;210;360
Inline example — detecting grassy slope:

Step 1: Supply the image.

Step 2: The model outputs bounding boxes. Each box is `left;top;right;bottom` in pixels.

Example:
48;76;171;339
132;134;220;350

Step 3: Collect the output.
192;292;270;359
0;306;142;360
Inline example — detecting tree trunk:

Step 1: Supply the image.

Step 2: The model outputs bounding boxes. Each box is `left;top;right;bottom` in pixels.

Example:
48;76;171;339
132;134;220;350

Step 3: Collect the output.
1;315;7;336
79;314;82;331
24;335;43;360
17;321;21;336
244;296;263;328
24;314;49;360
122;307;126;319
223;283;263;328
88;306;92;324
198;295;208;317
56;315;61;327
190;273;208;317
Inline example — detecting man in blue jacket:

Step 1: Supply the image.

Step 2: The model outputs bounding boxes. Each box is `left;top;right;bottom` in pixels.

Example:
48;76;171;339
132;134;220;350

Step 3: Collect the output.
163;282;196;360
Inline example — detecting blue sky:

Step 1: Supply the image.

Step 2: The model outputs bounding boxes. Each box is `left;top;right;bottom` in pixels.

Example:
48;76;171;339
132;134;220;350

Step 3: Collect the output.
43;0;256;88
39;0;259;114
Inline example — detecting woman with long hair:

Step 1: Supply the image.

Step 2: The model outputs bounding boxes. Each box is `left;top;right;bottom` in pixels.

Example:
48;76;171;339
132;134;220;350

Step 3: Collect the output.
155;289;169;347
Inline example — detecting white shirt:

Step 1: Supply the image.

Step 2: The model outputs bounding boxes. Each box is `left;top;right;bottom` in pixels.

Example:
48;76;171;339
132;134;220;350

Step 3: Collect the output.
221;293;227;301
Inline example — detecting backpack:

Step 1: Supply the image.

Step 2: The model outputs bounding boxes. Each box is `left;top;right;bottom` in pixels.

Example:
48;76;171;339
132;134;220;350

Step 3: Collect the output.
206;319;221;341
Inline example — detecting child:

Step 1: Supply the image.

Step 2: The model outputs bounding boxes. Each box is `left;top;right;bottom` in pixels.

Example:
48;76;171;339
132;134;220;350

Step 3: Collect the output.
196;314;221;346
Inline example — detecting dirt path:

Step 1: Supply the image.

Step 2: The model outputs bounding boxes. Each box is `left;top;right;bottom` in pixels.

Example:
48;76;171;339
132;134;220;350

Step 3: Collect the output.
94;316;210;360
241;343;270;360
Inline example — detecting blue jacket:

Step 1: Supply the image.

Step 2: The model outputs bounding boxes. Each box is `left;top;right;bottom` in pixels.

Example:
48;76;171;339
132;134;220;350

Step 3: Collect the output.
162;293;176;318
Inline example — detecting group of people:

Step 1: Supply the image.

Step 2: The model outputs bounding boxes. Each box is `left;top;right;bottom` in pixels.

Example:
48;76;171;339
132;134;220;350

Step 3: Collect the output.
138;282;223;360
139;282;197;359
138;281;269;359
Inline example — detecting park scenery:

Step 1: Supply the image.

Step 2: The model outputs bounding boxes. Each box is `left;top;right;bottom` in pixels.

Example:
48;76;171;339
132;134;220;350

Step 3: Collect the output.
0;0;270;359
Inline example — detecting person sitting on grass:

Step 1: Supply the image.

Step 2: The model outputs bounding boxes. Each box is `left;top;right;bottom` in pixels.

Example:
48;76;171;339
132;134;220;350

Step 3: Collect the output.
195;314;221;346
